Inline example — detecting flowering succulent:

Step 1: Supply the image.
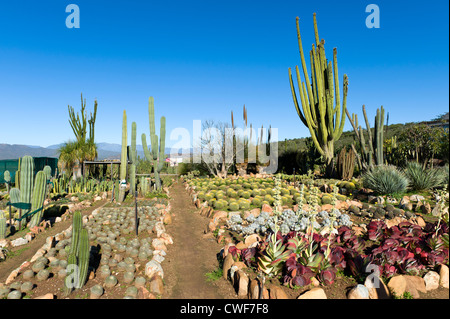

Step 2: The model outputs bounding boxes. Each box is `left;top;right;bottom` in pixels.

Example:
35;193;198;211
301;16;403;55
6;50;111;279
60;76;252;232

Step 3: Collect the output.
257;232;291;277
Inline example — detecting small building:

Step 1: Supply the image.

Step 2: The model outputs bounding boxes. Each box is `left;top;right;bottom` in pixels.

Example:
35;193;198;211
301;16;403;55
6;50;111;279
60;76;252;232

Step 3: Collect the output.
167;156;184;167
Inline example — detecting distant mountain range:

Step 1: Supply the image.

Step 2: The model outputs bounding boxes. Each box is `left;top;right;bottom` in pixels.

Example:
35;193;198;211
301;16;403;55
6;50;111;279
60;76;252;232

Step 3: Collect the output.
0;143;191;161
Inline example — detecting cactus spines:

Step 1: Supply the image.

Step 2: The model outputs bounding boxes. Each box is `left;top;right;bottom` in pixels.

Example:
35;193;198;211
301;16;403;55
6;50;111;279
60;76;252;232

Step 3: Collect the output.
70;211;82;256
77;228;90;288
139;176;149;196
289;14;348;176
336;147;356;180
129;121;137;196
64;252;78;295
142;97;166;191
118;110;128;202
9;188;20;203
19;156;34;220
29;171;47;228
0;211;7;240
345;104;385;170
43;166;52;181
4;170;11;194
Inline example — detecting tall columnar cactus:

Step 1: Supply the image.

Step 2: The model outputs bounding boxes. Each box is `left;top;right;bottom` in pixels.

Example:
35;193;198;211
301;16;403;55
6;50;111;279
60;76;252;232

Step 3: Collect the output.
288;14;348;176
43;166;52;181
77;228;90;288
15;157;21;189
9;188;20;203
0;211;6;240
70;211;82;256
29;170;48;228
139;176;149;196
142;97;166;191
345;105;385;170
19;156;34;220
336;147;356;180
119;110;128;202
4;170;11;194
128;122;137;195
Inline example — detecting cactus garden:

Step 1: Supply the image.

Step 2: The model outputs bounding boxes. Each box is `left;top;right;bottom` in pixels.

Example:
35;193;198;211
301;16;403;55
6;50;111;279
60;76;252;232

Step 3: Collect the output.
0;1;448;307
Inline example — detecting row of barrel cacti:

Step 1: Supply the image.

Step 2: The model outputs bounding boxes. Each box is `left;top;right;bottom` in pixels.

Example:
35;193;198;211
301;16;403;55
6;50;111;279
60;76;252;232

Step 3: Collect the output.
117;97;166;202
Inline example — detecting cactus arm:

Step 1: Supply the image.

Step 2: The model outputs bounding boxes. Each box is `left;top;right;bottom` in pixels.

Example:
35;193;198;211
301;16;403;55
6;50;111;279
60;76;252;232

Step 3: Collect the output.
295;17;315;109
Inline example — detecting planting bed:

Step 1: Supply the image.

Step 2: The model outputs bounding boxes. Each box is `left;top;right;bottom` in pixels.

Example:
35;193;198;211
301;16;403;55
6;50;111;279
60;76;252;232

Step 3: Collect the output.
0;195;173;299
184;174;450;299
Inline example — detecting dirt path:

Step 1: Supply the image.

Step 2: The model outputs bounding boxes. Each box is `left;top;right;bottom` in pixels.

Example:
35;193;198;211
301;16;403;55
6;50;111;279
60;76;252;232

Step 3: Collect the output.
162;181;237;299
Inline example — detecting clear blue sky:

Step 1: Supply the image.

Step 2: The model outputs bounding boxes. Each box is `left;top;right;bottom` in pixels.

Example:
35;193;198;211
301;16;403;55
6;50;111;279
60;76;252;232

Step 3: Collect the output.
0;0;448;149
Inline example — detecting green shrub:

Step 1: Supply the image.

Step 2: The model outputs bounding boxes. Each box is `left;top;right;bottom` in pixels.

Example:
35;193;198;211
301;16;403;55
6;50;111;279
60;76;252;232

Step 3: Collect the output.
362;164;409;195
404;161;446;191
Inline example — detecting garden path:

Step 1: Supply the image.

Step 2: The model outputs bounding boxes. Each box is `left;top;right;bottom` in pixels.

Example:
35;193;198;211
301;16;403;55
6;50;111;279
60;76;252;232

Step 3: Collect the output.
161;180;237;299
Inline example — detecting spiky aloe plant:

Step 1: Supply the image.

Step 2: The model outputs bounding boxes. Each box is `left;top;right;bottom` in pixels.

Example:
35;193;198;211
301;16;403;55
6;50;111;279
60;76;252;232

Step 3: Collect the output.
142;97;166;191
288;14;348;176
29;171;48;228
258;232;291;277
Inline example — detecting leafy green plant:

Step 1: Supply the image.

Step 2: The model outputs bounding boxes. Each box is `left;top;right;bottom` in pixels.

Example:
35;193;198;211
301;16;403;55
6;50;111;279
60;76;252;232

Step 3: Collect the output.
362;164;409;195
257;232;291;277
404;161;445;191
205;267;223;282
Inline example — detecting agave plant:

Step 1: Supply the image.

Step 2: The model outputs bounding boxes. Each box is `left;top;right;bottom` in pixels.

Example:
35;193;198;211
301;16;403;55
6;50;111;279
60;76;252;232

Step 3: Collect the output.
404;161;446;191
362;164;409;195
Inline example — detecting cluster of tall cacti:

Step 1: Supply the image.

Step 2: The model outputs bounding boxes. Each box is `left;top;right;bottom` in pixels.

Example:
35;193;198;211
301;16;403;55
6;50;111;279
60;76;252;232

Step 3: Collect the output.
289;13;348;177
7;156;48;229
142;97;166;191
336;147;356;180
64;211;90;294
345;105;385;170
115;97;166;198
